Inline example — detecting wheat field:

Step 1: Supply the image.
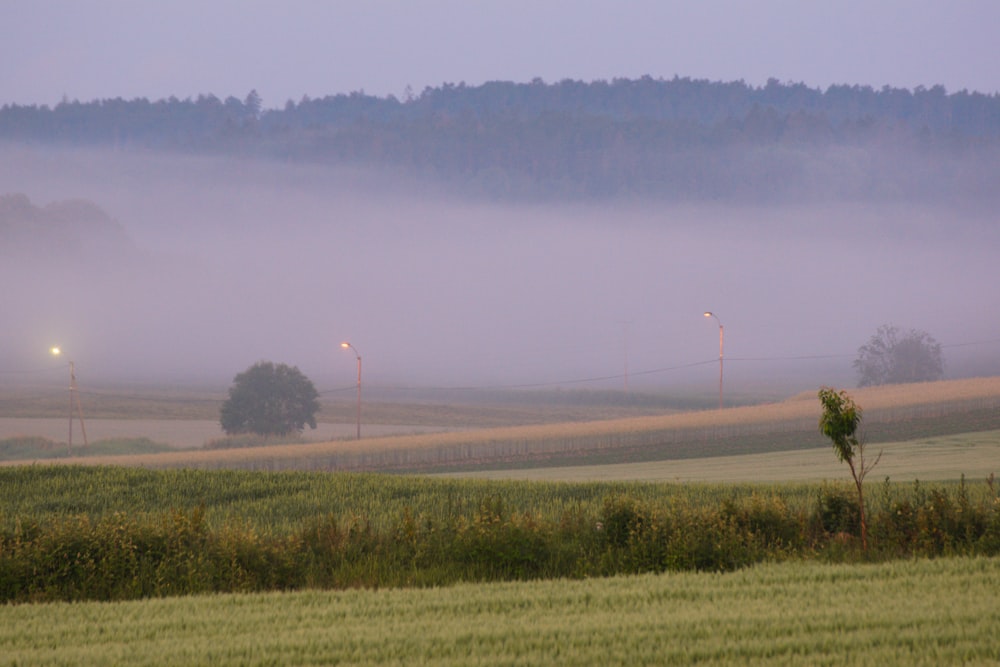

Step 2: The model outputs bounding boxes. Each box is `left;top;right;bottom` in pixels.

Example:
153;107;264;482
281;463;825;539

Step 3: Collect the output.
4;376;998;474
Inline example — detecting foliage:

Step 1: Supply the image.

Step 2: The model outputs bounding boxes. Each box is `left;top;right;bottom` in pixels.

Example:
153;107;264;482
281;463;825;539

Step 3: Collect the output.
854;324;944;387
3;79;1000;203
818;387;881;549
219;361;319;437
1;467;999;604
0;436;170;461
203;433;306;450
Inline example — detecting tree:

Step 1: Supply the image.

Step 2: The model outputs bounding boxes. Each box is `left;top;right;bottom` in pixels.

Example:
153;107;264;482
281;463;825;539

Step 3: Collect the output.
220;361;320;437
817;387;881;550
853;324;943;387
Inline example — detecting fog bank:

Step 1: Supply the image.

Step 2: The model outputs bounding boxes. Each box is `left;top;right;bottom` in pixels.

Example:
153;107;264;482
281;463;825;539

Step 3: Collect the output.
2;147;998;398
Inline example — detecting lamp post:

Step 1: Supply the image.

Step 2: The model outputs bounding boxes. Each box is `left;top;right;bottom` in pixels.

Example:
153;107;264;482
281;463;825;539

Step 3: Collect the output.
50;346;89;450
703;312;724;409
340;342;362;439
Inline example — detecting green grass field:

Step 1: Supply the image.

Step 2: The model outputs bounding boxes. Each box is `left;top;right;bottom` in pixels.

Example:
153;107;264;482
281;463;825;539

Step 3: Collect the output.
1;557;997;666
437;429;1000;483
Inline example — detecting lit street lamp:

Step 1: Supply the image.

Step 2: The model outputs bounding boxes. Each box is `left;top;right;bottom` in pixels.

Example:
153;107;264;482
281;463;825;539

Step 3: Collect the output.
340;342;362;439
703;312;724;409
49;346;89;450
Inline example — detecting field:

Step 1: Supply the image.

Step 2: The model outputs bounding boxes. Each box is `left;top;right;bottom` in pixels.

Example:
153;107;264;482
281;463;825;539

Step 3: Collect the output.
2;378;1000;665
2;376;998;475
1;557;997;666
439;429;1000;482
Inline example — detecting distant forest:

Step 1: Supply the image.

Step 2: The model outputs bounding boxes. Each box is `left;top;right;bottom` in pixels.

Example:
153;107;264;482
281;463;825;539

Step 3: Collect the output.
3;76;999;202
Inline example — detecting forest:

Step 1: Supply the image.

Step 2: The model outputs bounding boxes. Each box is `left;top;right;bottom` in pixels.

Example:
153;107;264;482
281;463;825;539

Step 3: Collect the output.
3;77;999;202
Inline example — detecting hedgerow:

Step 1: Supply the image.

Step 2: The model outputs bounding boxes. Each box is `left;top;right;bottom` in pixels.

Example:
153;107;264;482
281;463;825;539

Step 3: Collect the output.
0;468;997;603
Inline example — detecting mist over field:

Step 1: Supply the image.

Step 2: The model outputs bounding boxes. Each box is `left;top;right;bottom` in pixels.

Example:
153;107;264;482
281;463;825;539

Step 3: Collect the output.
2;145;998;396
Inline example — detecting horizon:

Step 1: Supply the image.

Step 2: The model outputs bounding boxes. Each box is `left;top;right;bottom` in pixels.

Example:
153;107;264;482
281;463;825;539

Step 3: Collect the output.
3;2;999;109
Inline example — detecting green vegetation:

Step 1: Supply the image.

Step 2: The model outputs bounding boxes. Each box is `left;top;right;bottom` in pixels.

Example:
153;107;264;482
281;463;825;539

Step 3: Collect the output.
3;78;998;203
855;325;944;387
818;388;880;549
1;467;998;603
0;436;172;462
220;361;320;437
0;557;997;666
452;429;1000;483
203;432;308;450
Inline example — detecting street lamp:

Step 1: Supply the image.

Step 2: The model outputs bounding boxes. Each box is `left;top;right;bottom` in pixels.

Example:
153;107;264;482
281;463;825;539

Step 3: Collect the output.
703;312;724;409
50;346;89;450
340;342;362;440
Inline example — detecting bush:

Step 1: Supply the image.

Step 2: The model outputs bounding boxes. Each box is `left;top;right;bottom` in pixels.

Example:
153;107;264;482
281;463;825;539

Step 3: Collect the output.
3;477;1000;603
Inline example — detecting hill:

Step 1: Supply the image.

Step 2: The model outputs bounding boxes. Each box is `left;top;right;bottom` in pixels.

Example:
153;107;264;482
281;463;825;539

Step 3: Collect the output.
4;77;1000;203
0;193;134;260
7;376;998;473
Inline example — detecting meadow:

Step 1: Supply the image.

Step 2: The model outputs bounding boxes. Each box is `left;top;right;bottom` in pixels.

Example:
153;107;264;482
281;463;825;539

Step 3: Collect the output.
0;557;997;666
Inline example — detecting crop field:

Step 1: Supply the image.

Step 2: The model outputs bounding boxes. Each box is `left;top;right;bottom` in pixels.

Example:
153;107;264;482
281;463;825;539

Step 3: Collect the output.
0;417;451;451
4;376;998;474
2;373;999;666
1;557;997;666
440;429;1000;483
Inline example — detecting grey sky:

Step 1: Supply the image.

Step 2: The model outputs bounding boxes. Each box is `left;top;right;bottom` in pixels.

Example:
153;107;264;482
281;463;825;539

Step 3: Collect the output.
3;2;1000;394
3;1;999;109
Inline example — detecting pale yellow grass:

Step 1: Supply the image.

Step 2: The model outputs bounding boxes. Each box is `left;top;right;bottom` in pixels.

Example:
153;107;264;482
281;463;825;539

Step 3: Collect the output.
5;376;1000;472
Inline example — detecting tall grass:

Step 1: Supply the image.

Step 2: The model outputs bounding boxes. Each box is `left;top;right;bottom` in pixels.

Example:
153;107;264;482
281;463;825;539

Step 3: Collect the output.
1;467;998;603
0;436;172;461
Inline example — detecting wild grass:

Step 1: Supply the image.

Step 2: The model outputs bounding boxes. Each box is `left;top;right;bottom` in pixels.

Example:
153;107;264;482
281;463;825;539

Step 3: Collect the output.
1;467;998;603
0;435;172;461
0;557;996;666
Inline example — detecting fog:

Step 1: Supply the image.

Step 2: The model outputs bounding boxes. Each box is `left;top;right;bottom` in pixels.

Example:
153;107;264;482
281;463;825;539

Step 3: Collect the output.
3;146;999;397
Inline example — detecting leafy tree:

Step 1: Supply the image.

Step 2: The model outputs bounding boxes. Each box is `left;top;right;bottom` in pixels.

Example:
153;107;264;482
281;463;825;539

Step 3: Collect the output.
220;361;320;437
854;324;943;387
817;387;881;550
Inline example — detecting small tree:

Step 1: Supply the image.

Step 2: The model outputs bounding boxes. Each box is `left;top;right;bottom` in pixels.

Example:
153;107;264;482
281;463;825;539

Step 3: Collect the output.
854;324;943;387
817;387;881;551
220;361;320;437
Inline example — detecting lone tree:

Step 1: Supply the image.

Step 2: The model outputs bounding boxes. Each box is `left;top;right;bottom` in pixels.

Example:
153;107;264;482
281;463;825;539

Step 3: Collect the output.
817;387;881;550
220;361;320;437
854;324;943;387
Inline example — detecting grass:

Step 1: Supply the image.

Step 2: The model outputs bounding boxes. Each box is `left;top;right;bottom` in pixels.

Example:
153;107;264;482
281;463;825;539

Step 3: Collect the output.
436;429;1000;483
0;435;173;461
0;557;996;666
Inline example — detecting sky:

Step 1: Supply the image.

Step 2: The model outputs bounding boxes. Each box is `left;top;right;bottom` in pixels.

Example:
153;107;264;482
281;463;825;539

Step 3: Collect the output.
2;1;1000;110
3;1;1000;397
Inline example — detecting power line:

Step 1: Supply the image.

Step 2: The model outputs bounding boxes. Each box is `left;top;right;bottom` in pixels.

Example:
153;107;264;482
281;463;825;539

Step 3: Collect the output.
4;334;998;398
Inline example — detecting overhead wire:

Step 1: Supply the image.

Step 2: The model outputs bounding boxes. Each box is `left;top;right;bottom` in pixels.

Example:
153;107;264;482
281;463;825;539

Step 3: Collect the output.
2;334;998;400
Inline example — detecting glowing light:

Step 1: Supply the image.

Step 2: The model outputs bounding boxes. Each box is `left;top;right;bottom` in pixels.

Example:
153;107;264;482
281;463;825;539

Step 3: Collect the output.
50;346;62;356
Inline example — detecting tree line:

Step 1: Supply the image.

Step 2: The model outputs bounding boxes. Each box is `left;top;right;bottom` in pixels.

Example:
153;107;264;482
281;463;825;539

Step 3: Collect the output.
3;77;999;201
